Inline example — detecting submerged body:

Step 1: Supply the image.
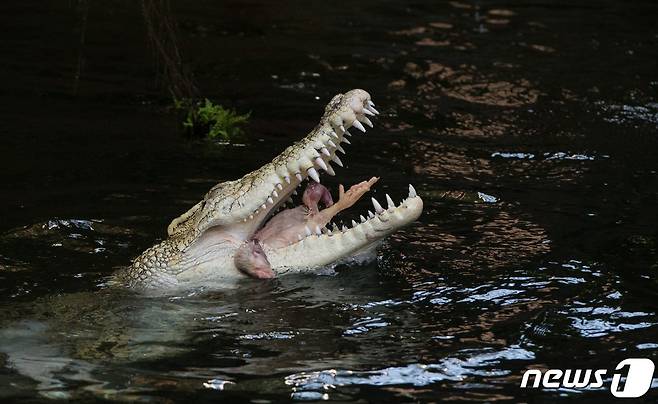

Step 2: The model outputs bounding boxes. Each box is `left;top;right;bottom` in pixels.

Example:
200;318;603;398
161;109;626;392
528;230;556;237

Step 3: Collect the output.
112;89;423;290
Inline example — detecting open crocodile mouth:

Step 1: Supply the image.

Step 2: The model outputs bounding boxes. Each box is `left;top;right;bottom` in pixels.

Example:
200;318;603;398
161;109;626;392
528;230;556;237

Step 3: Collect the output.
123;89;423;287
229;89;422;260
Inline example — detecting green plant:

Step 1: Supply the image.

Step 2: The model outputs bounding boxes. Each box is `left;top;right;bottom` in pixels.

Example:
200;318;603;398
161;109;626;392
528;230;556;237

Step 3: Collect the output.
176;98;250;142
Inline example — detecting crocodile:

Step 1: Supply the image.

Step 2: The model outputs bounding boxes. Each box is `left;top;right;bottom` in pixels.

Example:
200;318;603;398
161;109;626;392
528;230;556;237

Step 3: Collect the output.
112;89;423;290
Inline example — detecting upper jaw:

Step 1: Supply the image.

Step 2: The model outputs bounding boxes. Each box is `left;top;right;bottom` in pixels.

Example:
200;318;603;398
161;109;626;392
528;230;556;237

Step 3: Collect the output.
198;89;380;238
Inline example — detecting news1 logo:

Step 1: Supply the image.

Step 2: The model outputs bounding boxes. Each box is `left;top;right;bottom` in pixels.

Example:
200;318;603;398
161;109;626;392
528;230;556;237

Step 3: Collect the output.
520;358;655;398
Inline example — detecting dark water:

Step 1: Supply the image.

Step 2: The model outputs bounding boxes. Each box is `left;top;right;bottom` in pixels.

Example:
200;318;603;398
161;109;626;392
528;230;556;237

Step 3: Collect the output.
1;0;657;402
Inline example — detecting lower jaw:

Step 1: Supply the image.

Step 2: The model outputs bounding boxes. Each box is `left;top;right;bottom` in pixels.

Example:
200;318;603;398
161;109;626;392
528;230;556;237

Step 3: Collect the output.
263;195;423;273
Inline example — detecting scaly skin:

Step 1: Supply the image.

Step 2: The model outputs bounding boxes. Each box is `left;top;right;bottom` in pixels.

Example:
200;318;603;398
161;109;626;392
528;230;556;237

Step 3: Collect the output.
112;89;423;290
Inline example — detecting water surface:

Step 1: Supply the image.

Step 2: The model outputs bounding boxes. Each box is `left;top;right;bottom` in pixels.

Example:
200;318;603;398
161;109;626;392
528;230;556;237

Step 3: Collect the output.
1;0;657;401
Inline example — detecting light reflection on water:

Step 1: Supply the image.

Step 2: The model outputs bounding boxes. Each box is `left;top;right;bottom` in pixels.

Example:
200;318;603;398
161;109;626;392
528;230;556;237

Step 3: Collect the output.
285;346;535;400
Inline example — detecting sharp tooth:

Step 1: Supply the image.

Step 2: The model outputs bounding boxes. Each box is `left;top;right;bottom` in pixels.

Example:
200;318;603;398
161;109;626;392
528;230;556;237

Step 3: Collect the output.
272;190;278;198
321;147;331;157
315;158;328;171
342;137;351;145
267;197;274;204
368;210;375;218
352;120;366;132
368;100;375;107
295;173;303;182
336;144;346;154
325;163;335;176
262;204;267;210
308;167;320;183
351;220;358;227
362;116;373;128
386;194;395;209
292;189;298;195
363;108;375;116
284;175;291;184
277;183;283;190
342;225;348;232
344;129;352;137
371;197;384;213
332;223;339;231
327;140;337;148
408;184;417;198
330;130;338;138
327;229;332;235
331;155;343;167
368;105;380;115
360;215;366;223
249;214;254;220
305;226;312;236
339;125;346;133
315;226;322;235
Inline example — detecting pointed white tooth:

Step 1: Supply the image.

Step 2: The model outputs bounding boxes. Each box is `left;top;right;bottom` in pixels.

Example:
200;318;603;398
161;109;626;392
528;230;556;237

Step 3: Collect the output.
292;189;298;195
243;217;247;222
360;215;366;223
330;130;338;138
298;234;303;241
327;140;337;148
336;144;346;154
368;100;375;107
362;116;373;128
307;167;320;183
277;183;283;190
327;229;332;235
331;155;343;167
325;163;335;176
262;204;267;210
272;190;278;198
371;197;384;213
351;220;358;227
315;158;328;171
305;226;312;236
352;120;366;132
249;214;254;220
284;175;291;184
342;225;348;232
368;105;380;115
321;147;331;157
344;129;352;137
295;172;303;182
408;184;417;198
267;197;274;204
339;125;346;133
342;137;351;145
386;194;395;209
315;225;322;235
368;210;375;219
363;108;375;116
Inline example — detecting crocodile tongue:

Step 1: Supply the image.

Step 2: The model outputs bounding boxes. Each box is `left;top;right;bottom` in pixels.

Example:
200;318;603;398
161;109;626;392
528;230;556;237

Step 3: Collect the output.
254;181;332;248
254;177;378;250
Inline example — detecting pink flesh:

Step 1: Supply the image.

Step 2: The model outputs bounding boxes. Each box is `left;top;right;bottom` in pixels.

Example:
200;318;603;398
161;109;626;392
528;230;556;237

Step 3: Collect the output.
302;181;333;213
234;239;275;279
255;182;333;248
